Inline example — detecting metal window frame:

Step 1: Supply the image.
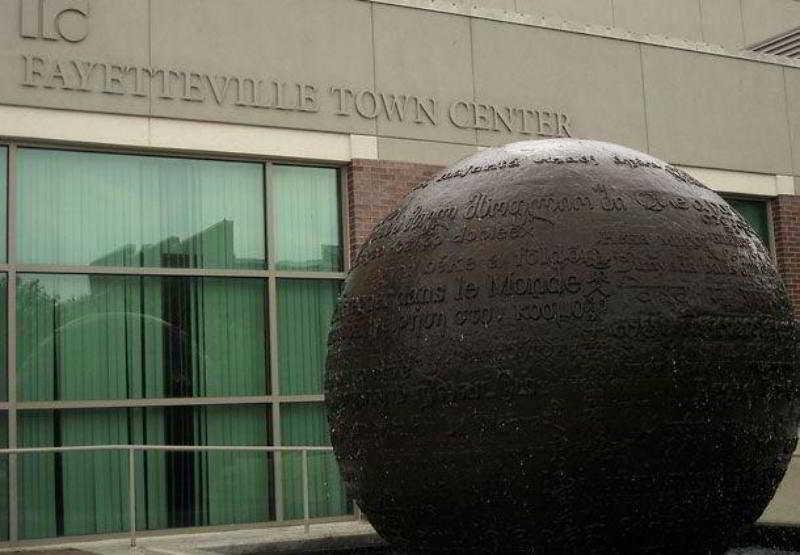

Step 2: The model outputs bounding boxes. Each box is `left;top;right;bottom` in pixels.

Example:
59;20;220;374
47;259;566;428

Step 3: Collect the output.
0;140;351;541
720;193;777;259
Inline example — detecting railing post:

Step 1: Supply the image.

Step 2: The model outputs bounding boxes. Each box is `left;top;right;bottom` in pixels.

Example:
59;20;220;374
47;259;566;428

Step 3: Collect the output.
302;449;310;534
128;447;136;547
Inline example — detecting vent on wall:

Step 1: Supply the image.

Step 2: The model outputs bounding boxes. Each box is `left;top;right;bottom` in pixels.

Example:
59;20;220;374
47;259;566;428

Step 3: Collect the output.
749;27;800;58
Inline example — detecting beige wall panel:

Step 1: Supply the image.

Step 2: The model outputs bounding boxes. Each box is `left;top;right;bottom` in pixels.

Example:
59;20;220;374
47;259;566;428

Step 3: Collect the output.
642;46;792;175
613;0;703;41
373;5;476;144
760;458;800;524
471;21;648;150
785;68;800;176
699;0;745;49
514;0;614;27
149;0;375;135
0;0;149;115
742;0;800;46
476;0;517;13
378;137;478;165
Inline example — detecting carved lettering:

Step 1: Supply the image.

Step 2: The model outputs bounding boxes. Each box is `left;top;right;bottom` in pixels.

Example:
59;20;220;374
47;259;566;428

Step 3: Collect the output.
44;60;70;89
21;54;46;87
18;54;575;133
208;75;234;105
102;63;125;95
73;60;97;92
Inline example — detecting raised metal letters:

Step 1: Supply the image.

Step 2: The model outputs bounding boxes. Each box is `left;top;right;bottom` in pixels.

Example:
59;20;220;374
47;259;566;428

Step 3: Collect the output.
325;140;800;552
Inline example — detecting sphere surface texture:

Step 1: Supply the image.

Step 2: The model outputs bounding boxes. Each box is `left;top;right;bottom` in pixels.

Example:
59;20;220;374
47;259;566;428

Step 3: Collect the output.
325;140;800;552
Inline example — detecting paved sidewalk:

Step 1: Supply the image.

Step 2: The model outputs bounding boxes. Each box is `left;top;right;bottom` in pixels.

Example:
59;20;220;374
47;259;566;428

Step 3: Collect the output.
0;521;383;555
3;523;800;554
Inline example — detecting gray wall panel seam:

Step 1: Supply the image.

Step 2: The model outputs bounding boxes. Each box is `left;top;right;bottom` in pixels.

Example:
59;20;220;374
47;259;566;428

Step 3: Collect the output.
783;67;797;173
739;0;747;46
698;0;706;44
369;2;379;148
638;44;652;154
148;0;152;119
468;17;479;146
610;0;616;27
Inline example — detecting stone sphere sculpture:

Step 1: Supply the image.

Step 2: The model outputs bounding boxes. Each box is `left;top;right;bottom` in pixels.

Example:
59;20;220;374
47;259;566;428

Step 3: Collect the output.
325;140;800;552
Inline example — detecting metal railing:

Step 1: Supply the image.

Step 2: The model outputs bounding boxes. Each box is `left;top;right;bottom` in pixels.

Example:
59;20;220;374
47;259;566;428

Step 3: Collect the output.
0;444;359;547
2;444;793;547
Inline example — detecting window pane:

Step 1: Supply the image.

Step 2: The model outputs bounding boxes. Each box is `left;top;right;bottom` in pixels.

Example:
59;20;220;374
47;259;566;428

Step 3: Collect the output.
278;279;339;395
17;274;268;401
726;198;771;248
0;412;7;542
0;276;7;402
274;166;342;272
281;403;349;519
18;406;271;539
0;147;6;263
17;149;265;269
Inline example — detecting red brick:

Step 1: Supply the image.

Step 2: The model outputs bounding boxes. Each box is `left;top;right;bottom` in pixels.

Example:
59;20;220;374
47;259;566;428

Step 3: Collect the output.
346;159;443;260
771;196;800;316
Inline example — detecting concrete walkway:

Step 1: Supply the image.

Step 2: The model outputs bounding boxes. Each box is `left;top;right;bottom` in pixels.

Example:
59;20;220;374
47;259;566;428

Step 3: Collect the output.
2;523;799;554
0;521;384;555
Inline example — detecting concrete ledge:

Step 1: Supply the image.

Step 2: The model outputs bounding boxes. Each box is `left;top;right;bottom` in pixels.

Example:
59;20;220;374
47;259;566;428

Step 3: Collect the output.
2;522;800;554
0;105;380;163
0;521;380;555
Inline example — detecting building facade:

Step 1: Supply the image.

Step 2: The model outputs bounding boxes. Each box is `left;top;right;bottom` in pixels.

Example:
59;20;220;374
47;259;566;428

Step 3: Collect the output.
0;0;799;542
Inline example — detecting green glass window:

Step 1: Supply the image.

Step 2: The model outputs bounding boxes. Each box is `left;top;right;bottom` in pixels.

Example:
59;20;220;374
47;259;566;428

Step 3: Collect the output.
278;279;339;395
281;403;349;519
274;166;342;272
17;274;268;401
16;149;265;269
726;198;771;248
0;412;7;542
0;147;6;263
8;146;345;542
0;277;7;402
18;406;271;539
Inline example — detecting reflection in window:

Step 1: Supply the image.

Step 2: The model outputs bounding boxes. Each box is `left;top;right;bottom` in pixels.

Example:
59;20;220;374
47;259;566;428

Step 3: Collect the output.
0;277;7;402
18;406;271;539
726;198;771;249
278;279;339;395
7;146;346;541
281;403;349;519
16;149;265;269
17;274;268;401
274;166;342;272
0;412;7;541
0;146;6;263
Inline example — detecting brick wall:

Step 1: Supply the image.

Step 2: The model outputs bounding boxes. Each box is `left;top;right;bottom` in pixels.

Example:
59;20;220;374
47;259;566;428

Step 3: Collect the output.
346;159;443;261
771;195;800;315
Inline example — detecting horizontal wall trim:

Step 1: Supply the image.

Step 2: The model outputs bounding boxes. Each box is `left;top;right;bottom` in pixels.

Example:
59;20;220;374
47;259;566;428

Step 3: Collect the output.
678;165;791;197
0;105;379;163
0;105;794;197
